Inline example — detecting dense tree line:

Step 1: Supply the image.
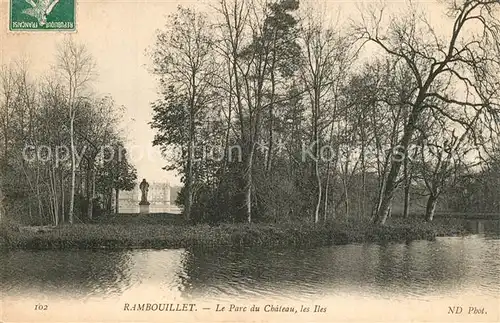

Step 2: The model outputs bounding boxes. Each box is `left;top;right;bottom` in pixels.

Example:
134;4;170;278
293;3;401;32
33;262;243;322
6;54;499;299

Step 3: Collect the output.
150;0;500;224
0;38;137;226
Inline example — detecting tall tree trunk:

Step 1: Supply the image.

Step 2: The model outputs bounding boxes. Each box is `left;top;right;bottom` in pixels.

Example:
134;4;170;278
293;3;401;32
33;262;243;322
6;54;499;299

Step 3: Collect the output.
69;115;75;224
221;58;232;180
361;131;367;218
403;156;411;218
86;163;93;220
91;170;96;218
374;113;418;224
184;74;197;222
375;173;397;225
323;122;337;222
184;125;195;221
60;168;65;223
266;60;276;173
0;186;4;223
107;187;113;212
314;159;322;224
115;189;119;214
35;162;43;221
313;89;321;224
323;166;331;223
49;165;58;226
36;168;43;225
245;142;255;223
425;194;438;222
343;152;350;218
403;185;411;218
53;166;59;226
342;174;349;218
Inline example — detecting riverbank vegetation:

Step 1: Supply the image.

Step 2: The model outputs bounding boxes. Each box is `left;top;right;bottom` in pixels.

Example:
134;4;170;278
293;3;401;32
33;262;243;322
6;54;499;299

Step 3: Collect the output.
1;0;500;239
0;217;473;250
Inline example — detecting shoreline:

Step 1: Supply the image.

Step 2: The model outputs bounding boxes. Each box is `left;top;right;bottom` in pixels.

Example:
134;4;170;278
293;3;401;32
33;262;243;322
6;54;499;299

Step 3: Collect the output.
0;218;477;251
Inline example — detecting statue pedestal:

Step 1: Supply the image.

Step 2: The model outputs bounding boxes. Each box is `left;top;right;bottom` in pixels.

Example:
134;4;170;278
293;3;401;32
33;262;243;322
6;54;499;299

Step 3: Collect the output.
139;201;150;214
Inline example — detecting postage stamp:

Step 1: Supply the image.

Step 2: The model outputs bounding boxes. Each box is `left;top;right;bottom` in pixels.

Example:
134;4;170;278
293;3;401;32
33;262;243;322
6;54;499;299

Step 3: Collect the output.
9;0;75;31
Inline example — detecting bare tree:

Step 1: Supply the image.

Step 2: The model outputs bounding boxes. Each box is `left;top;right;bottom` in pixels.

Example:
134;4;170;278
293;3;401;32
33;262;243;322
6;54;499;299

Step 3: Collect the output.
150;6;216;222
56;37;96;224
0;181;4;223
215;0;296;222
299;11;353;223
77;96;120;220
355;0;500;225
416;104;483;221
0;64;16;160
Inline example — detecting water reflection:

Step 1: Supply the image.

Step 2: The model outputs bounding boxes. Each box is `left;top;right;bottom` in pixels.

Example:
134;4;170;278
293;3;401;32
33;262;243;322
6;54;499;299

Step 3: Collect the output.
0;249;188;301
0;220;498;302
180;235;499;301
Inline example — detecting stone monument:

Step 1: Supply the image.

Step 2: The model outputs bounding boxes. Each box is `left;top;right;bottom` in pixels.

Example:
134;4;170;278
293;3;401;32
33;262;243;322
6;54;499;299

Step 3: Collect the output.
139;178;150;214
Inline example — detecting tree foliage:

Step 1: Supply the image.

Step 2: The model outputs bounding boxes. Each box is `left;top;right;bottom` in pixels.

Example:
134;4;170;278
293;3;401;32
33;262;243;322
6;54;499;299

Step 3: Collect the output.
0;43;137;225
149;0;500;225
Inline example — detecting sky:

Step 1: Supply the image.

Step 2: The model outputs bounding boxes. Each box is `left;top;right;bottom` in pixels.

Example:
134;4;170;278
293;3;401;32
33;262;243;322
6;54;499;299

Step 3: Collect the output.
0;0;450;186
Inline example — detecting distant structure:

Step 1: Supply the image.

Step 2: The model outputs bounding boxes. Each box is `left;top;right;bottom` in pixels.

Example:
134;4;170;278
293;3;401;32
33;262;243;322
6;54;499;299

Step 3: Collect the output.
118;182;182;214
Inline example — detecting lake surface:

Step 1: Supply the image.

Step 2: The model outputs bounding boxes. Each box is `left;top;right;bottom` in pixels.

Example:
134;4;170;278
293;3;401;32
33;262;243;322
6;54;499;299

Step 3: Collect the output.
1;220;499;322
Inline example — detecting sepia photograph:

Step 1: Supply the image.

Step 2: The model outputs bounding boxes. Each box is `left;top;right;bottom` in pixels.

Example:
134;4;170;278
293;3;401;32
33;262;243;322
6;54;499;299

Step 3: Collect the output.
0;0;499;321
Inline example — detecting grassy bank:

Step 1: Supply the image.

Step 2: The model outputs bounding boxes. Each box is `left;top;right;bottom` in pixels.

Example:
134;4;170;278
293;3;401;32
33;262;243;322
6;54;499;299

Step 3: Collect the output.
0;217;472;250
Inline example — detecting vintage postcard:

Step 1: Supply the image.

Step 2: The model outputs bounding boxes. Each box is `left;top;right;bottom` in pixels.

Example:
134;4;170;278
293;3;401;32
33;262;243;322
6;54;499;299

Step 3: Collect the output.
1;0;499;322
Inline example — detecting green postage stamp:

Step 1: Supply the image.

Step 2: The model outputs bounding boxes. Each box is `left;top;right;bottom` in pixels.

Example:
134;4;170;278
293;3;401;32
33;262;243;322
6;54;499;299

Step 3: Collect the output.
10;0;75;31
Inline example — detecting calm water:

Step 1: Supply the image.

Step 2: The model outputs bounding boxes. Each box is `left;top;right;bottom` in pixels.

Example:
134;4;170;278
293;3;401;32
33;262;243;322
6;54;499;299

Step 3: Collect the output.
1;220;499;321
